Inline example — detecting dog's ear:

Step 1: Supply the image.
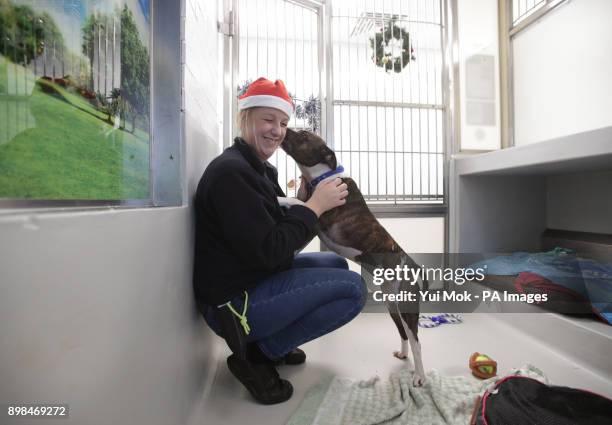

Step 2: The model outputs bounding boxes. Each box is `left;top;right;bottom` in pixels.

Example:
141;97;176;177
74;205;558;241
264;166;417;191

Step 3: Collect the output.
320;145;337;170
284;128;297;141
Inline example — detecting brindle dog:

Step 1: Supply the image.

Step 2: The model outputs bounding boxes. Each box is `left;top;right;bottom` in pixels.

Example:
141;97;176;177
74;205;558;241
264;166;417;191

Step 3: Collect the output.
281;128;427;386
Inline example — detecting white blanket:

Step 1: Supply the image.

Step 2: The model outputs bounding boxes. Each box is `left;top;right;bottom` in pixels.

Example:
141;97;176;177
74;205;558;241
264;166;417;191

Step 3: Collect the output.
288;365;548;425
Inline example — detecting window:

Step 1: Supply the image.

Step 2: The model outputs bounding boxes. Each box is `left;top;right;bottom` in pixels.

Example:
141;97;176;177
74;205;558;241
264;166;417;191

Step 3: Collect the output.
331;0;444;203
0;0;151;201
231;0;447;205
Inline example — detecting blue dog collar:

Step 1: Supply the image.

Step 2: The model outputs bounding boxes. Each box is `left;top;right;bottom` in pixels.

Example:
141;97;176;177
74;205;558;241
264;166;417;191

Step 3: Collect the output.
308;165;345;189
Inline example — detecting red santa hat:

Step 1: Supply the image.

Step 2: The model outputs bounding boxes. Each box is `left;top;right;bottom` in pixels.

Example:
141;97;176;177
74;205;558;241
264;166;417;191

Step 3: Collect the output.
238;77;294;118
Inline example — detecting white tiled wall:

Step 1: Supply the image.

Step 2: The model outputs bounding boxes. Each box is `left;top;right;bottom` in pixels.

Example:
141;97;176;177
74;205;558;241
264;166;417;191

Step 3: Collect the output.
184;0;224;199
183;0;227;422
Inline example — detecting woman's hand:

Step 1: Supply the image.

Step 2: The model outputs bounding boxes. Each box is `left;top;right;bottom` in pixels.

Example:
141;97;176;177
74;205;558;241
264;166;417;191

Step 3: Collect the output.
305;178;348;217
296;176;310;202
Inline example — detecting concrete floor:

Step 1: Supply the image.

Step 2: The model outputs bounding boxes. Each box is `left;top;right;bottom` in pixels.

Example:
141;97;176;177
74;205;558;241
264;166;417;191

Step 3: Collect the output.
189;313;612;425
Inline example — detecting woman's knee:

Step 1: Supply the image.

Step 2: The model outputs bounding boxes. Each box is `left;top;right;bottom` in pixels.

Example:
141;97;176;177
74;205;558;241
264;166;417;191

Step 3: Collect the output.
331;272;367;324
340;270;367;308
355;274;368;309
294;252;349;269
327;253;349;270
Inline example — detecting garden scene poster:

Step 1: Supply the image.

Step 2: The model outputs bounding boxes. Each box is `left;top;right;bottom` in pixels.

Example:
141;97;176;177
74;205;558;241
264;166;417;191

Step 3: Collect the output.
0;0;151;199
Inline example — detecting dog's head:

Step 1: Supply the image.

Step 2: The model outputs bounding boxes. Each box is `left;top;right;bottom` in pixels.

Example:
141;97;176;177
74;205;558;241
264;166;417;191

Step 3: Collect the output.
281;128;337;171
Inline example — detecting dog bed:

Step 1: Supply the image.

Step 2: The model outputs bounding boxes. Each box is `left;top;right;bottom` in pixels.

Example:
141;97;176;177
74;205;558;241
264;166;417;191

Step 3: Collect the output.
471;248;612;324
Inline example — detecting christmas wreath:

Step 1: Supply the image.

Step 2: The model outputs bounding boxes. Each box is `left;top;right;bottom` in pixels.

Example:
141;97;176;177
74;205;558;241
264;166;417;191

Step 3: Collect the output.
370;15;416;73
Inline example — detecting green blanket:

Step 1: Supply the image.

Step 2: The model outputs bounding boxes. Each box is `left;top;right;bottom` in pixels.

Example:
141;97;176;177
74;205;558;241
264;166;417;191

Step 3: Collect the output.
287;365;548;425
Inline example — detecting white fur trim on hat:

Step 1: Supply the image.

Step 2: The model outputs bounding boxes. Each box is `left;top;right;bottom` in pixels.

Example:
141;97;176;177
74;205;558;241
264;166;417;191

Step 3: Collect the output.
238;95;293;118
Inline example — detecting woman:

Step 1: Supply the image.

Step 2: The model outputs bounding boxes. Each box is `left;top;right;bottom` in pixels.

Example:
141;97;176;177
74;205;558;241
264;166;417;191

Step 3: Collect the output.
193;77;366;404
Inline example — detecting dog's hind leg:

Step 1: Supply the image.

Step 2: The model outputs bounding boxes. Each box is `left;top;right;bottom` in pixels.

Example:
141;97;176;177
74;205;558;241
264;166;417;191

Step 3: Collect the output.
402;313;425;386
388;308;409;360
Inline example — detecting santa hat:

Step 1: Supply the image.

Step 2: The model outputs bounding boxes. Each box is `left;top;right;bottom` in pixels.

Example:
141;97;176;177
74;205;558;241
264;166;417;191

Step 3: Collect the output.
238;77;294;118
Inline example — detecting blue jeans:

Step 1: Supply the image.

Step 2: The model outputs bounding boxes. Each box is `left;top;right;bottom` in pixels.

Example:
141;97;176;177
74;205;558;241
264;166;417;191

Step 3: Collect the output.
202;252;367;359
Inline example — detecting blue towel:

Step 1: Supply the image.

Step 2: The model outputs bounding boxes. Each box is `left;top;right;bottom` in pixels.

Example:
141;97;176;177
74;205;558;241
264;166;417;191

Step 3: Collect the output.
471;248;612;324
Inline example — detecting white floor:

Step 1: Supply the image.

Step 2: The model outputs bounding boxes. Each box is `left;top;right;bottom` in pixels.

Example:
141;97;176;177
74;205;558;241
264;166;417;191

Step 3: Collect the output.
189;313;612;425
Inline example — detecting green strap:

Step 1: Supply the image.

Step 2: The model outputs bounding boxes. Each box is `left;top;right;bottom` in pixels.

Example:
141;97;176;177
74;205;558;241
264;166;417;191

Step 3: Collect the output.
224;291;251;335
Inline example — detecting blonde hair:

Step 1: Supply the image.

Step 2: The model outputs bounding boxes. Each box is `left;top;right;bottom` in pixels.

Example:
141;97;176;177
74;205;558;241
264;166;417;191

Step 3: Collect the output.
236;108;253;137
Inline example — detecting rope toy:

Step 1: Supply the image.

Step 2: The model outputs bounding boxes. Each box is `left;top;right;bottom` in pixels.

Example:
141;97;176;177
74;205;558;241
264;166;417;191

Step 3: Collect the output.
469;352;497;379
418;313;463;328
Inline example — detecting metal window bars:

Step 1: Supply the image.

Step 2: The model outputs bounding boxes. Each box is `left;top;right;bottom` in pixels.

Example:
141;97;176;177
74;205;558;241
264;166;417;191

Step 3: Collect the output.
234;0;445;204
512;0;548;25
236;0;320;196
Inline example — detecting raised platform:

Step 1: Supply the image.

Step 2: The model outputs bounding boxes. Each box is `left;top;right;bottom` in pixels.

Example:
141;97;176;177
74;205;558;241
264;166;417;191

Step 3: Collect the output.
493;312;612;380
449;127;612;380
453;126;612;176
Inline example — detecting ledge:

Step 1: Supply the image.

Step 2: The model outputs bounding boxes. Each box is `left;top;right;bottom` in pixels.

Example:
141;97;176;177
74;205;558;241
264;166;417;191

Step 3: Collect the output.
453;126;612;177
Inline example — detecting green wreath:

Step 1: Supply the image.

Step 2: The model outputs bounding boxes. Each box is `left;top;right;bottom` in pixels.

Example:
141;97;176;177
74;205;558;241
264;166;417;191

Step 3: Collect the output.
369;16;416;73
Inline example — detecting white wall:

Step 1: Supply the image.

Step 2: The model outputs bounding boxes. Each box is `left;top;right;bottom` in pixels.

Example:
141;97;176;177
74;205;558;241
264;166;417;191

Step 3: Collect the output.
0;209;205;425
378;217;444;254
457;0;501;151
184;0;224;200
513;0;612;146
451;175;546;253
0;1;222;424
547;170;612;235
333;217;445;273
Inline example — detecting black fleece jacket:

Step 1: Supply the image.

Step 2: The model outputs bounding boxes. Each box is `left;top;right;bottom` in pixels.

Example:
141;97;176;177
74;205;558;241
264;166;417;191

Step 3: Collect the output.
193;138;318;306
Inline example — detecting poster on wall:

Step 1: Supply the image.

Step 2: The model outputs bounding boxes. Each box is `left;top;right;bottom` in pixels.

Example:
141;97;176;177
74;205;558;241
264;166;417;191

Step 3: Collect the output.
0;0;151;200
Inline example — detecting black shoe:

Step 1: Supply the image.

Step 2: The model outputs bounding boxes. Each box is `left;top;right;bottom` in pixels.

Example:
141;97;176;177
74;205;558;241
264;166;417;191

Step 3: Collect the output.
227;354;293;405
274;348;306;366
